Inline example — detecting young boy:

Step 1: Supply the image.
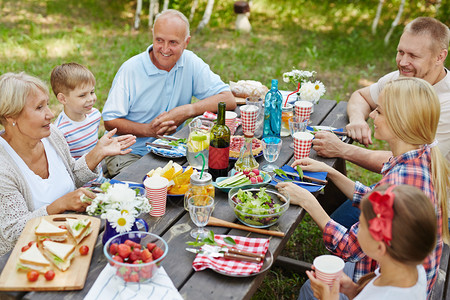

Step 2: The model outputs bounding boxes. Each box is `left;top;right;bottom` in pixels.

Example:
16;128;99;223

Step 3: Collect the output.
51;62;108;183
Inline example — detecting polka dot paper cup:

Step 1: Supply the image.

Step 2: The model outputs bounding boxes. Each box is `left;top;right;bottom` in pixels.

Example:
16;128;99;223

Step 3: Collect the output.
225;111;237;135
293;131;314;160
313;255;345;287
294;101;313;122
239;105;259;134
144;176;169;217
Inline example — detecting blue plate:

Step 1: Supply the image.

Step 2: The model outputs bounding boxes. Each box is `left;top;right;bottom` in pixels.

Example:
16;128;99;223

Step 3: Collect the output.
213;171;272;193
146;138;186;158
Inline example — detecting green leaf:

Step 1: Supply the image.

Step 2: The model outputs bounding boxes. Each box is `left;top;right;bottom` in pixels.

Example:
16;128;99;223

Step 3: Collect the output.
185;230;218;247
296;166;304;180
168;138;187;147
274;169;288;178
224;237;236;246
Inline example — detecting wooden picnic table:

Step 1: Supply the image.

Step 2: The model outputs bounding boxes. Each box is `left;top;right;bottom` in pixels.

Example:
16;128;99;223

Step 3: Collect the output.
0;99;349;300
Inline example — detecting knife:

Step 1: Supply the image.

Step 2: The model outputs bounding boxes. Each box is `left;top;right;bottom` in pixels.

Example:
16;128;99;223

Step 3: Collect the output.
185;248;262;263
156;135;180;141
145;142;173;150
281;171;328;185
202;245;265;260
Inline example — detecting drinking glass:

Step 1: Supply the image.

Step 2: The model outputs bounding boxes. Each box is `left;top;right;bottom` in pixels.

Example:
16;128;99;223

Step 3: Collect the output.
188;195;214;240
261;137;282;172
186;118;214;170
289;116;308;149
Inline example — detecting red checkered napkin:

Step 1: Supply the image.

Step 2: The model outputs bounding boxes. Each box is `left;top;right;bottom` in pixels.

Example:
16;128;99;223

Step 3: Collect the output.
192;235;269;275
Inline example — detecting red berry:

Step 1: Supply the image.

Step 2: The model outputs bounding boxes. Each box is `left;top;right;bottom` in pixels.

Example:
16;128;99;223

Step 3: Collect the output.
79;245;89;255
152;246;164;260
243;170;250;175
252;169;260;176
111;255;124;266
256;175;263;183
118;244;132;259
124;240;137;249
129;248;141;262
141;249;152;261
21;245;30;252
27;270;39;282
250;177;257;184
110;243;119;255
146;243;157;252
44;270;55;281
129;272;139;282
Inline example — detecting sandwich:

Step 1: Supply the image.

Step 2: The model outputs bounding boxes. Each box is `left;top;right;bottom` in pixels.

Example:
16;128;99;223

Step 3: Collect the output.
42;240;75;271
35;219;67;242
66;218;92;244
16;242;51;273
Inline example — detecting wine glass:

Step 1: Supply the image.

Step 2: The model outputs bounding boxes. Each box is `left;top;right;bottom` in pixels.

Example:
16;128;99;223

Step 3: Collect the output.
188;195;214;240
261;137;282;172
289;116;308;149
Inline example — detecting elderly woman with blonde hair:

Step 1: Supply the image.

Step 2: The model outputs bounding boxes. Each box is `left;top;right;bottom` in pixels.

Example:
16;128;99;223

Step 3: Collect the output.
278;77;449;298
0;72;136;256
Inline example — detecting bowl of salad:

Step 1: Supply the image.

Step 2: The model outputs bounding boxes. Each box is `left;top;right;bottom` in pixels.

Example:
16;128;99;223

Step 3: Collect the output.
228;186;290;228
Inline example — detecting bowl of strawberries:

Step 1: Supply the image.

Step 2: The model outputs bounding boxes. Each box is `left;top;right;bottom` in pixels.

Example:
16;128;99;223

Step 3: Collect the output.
103;231;168;283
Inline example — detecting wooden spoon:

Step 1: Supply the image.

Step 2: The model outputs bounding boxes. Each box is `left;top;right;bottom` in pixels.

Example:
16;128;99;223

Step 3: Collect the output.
207;217;285;237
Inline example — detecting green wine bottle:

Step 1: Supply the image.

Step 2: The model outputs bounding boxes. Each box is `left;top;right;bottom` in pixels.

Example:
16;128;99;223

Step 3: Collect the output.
208;102;230;180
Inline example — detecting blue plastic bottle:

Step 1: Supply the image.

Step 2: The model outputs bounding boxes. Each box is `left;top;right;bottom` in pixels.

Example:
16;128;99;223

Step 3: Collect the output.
263;79;283;138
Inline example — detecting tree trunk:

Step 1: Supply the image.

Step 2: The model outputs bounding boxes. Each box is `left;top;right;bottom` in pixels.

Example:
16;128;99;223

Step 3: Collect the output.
197;0;215;31
372;0;384;35
384;0;405;45
134;0;143;29
163;0;170;11
435;0;442;15
190;0;199;22
149;0;159;27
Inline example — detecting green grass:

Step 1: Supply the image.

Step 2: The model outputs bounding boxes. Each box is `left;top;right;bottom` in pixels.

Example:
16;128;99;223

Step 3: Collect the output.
1;1;447;299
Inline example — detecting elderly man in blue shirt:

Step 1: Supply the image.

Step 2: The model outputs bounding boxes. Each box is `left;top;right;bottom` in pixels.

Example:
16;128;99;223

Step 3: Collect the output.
103;9;236;177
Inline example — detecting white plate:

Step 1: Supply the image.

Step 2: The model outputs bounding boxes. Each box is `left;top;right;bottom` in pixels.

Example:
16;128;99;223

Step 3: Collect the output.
211;250;273;277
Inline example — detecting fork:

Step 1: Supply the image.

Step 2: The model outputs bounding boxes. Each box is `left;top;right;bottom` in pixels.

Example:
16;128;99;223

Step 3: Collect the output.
272;177;325;187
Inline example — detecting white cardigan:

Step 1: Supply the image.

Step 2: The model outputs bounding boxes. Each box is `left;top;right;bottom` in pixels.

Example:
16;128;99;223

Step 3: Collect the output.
0;125;98;256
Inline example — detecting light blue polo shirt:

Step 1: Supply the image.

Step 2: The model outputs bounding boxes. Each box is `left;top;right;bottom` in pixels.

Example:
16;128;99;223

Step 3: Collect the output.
102;45;230;156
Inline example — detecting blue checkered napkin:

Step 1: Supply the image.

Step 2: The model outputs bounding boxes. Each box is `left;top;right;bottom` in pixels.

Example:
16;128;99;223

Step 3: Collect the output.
146;138;186;158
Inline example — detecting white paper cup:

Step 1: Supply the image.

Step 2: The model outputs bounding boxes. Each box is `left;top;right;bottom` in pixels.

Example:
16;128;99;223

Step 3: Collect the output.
313;255;345;287
293;131;314;160
294;100;313;122
144;176;169;217
239;105;259;134
225;111;237;135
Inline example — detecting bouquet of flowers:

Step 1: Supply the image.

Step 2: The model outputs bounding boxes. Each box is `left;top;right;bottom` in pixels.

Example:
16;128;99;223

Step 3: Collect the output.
85;183;151;233
283;68;326;104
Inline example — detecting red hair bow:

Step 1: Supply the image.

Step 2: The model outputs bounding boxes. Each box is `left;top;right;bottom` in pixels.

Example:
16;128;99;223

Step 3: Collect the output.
367;185;396;246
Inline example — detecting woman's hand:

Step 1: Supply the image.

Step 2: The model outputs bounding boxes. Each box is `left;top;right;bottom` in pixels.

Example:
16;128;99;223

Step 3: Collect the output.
291;158;331;173
276;182;331;231
306;270;340;300
47;188;97;215
276;182;318;208
96;128;136;157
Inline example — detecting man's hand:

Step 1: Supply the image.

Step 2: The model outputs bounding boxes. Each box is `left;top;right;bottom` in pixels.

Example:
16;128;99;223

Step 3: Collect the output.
312;131;346;158
346;120;372;146
153;105;194;135
149;111;178;136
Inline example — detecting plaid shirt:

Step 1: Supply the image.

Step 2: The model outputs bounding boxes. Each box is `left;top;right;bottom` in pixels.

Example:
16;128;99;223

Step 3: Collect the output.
323;145;443;296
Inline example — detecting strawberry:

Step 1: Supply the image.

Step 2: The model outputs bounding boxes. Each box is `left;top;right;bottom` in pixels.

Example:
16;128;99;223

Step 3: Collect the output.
111;255;124;265
152;246;164;260
129;248;141;262
118;244;132;259
118;266;131;276
141;249;152;261
144;257;153;263
129;272;139;282
109;243;119;255
139;268;153;279
146;243;157;252
124;240;137;249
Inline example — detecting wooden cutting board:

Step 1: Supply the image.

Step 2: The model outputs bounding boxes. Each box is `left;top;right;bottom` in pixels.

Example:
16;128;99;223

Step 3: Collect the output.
0;214;100;291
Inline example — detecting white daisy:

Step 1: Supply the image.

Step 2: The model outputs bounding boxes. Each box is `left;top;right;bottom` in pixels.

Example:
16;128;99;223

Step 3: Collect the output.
108;211;135;233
